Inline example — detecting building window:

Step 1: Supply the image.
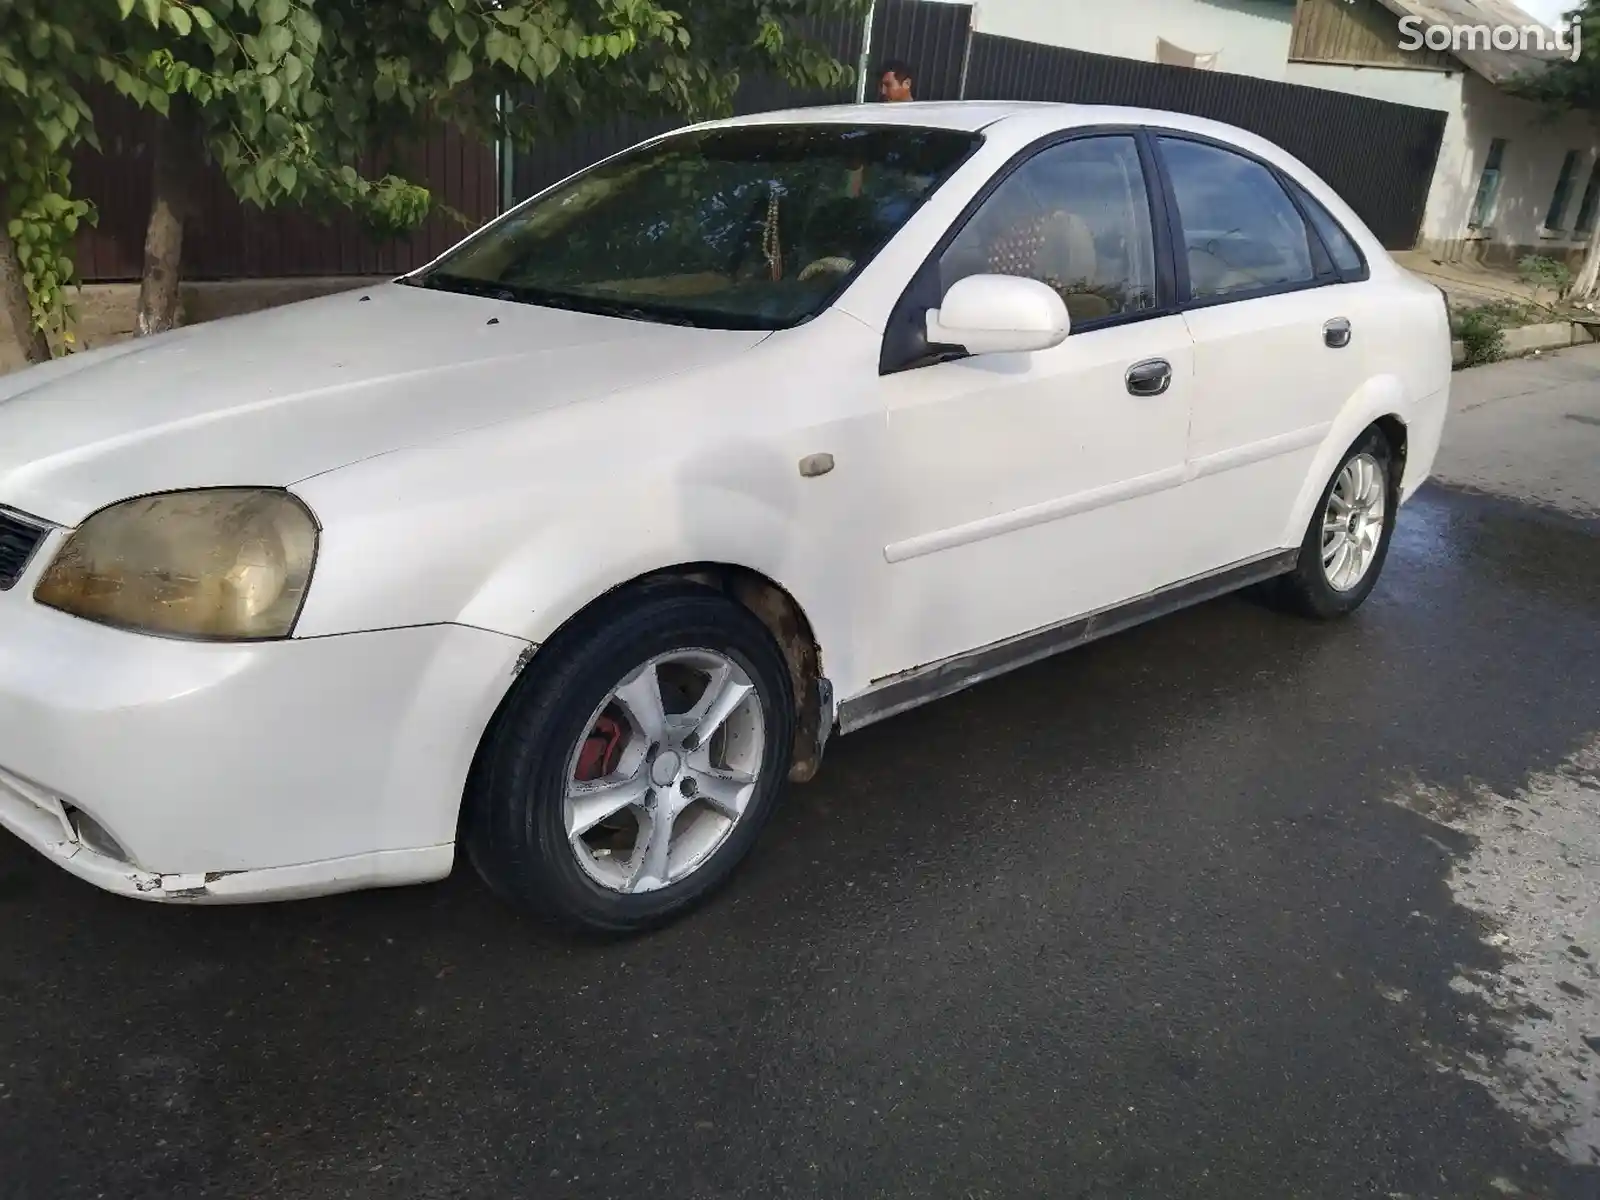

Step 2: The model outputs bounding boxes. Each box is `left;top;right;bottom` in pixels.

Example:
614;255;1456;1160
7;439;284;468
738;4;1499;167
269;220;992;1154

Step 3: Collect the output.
1469;138;1507;229
1545;150;1581;231
1575;161;1600;236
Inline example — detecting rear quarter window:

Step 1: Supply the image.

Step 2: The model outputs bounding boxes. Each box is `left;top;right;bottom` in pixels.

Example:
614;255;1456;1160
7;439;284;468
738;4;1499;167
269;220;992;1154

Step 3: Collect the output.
1289;180;1367;277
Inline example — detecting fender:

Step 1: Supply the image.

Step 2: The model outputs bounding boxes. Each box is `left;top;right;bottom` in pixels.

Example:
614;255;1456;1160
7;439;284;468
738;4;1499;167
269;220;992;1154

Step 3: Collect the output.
453;480;857;684
291;311;887;704
298;452;869;696
451;490;859;788
1279;373;1409;550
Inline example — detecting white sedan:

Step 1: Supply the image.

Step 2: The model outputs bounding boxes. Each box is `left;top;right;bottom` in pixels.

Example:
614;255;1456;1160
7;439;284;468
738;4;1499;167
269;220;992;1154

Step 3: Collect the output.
0;102;1451;932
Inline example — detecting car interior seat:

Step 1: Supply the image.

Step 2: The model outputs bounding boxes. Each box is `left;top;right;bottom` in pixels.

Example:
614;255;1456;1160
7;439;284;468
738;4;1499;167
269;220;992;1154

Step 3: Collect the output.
1038;209;1114;322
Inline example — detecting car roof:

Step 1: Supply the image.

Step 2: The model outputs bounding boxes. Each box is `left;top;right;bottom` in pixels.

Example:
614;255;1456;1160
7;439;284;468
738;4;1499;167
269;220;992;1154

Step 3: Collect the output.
677;99;1384;265
704;100;1055;133
709;100;1238;135
698;101;1295;167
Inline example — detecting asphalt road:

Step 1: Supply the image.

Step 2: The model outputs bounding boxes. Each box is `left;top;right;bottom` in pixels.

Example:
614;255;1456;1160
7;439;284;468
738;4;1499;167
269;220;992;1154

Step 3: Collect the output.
4;351;1600;1200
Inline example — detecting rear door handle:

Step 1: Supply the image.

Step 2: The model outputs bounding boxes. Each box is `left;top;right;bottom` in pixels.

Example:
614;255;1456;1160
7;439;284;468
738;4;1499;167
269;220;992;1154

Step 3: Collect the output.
1125;358;1172;397
1324;317;1352;349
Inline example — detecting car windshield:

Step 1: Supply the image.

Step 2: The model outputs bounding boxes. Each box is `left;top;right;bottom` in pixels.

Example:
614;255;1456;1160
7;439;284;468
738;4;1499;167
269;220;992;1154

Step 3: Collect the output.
408;123;981;330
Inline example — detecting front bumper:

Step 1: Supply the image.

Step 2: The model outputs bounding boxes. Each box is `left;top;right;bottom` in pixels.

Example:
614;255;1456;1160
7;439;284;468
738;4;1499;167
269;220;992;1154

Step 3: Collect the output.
0;771;457;902
0;587;528;903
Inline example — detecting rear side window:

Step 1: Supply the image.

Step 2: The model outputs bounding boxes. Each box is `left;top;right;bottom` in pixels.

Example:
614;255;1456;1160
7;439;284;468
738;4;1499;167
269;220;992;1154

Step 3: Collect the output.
1158;137;1315;302
1289;180;1365;276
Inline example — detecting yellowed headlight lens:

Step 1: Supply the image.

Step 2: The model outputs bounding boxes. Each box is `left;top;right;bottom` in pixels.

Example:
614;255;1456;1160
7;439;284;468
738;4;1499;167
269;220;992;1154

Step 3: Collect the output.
34;489;318;640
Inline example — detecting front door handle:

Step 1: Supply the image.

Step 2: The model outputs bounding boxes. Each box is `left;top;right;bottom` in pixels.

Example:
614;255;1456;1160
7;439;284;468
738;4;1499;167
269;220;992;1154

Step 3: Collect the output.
1324;317;1352;349
1125;358;1172;397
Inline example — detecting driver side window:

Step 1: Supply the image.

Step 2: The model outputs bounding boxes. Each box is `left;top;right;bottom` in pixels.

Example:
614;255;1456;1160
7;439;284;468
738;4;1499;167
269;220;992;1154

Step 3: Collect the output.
939;136;1158;326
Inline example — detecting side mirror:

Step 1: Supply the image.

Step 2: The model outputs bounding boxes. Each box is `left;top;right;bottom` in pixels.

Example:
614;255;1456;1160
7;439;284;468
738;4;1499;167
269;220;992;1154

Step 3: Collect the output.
926;274;1071;357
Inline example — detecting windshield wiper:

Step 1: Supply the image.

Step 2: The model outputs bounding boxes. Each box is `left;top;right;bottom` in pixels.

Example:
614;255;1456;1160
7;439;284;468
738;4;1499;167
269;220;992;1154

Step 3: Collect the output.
497;284;708;328
561;297;701;327
405;273;765;330
401;272;522;302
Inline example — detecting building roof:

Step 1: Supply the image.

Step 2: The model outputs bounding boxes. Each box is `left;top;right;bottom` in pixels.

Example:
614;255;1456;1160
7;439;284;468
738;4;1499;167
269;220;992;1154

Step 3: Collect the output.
1370;0;1568;84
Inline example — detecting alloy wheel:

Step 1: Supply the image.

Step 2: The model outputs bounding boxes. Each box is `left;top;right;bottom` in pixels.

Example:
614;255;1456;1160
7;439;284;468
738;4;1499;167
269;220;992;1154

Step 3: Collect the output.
563;649;766;894
1321;451;1387;592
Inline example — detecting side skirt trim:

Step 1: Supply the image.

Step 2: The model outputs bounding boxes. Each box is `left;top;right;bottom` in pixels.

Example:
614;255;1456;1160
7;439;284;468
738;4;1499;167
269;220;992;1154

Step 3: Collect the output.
838;548;1300;735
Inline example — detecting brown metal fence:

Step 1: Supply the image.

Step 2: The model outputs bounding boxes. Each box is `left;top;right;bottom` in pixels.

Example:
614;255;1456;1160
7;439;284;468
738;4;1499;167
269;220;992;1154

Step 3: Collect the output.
74;95;498;282
508;12;866;204
505;2;977;204
73;2;1446;280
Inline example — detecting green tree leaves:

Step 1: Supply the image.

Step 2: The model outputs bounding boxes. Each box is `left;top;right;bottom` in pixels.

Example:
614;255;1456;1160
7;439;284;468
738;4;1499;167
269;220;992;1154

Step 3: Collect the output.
2;0;865;357
0;3;107;349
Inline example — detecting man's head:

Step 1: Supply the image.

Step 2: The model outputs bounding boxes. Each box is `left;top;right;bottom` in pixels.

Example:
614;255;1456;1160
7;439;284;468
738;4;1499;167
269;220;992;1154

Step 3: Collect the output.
878;60;914;102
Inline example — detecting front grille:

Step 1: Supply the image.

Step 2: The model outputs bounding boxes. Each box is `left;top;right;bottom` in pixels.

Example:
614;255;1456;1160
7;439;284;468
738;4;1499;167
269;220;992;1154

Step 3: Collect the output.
0;509;48;591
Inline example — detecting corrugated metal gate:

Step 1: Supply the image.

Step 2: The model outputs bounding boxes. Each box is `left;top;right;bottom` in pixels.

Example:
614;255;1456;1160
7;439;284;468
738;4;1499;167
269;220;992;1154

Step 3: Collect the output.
962;34;1446;250
867;0;973;101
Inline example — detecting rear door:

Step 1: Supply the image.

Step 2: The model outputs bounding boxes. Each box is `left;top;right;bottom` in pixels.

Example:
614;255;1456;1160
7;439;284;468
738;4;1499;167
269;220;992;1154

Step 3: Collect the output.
1154;134;1376;580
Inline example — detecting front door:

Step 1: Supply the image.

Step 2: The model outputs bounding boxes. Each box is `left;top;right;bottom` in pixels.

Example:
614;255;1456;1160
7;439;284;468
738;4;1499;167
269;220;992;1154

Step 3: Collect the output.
873;133;1197;679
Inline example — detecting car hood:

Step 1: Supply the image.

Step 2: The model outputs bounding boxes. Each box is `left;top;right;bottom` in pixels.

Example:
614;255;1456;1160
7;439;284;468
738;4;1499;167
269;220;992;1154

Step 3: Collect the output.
0;283;768;525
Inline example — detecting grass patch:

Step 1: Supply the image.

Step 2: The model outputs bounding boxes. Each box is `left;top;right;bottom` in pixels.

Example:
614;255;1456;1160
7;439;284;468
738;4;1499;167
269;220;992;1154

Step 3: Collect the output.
1454;305;1508;366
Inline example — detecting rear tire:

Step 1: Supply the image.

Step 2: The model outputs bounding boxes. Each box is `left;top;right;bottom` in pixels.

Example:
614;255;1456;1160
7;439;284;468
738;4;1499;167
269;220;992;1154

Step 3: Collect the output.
1271;427;1398;620
464;581;795;935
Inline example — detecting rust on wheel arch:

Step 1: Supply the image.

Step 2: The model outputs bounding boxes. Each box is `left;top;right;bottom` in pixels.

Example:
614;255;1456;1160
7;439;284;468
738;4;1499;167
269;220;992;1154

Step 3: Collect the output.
670;567;829;784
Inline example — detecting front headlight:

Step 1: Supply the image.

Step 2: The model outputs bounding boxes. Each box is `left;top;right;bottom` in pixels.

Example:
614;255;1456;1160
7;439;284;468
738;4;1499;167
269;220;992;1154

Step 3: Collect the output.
34;489;318;640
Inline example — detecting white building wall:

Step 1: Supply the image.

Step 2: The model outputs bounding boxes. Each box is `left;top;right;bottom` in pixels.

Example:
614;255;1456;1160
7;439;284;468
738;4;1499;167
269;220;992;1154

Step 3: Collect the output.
1283;69;1600;257
967;0;1296;81
1422;72;1600;260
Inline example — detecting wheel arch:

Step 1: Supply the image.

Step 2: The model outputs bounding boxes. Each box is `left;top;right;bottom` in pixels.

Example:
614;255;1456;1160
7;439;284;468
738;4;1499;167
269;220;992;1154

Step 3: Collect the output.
631;562;831;785
1282;375;1410;548
1372;412;1409;474
465;560;832;827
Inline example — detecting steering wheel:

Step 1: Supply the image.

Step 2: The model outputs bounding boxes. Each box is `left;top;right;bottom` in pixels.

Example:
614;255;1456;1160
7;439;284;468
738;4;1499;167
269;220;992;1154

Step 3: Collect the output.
797;256;856;283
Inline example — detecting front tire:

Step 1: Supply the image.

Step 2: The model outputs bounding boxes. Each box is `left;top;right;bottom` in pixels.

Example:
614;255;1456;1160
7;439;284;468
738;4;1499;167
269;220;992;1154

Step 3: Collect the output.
464;581;795;935
1272;427;1398;620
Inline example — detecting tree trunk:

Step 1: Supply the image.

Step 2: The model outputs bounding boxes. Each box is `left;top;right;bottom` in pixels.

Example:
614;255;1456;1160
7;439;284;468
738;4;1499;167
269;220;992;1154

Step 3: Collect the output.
136;107;201;337
0;225;51;365
1573;220;1600;305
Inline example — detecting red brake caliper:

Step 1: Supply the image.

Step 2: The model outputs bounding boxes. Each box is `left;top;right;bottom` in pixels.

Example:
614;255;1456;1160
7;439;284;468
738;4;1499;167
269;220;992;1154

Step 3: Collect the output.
575;714;628;783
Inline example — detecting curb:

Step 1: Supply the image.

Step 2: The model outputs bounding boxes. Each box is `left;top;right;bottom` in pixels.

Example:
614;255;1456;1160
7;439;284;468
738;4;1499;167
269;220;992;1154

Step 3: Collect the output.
1452;320;1595;368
